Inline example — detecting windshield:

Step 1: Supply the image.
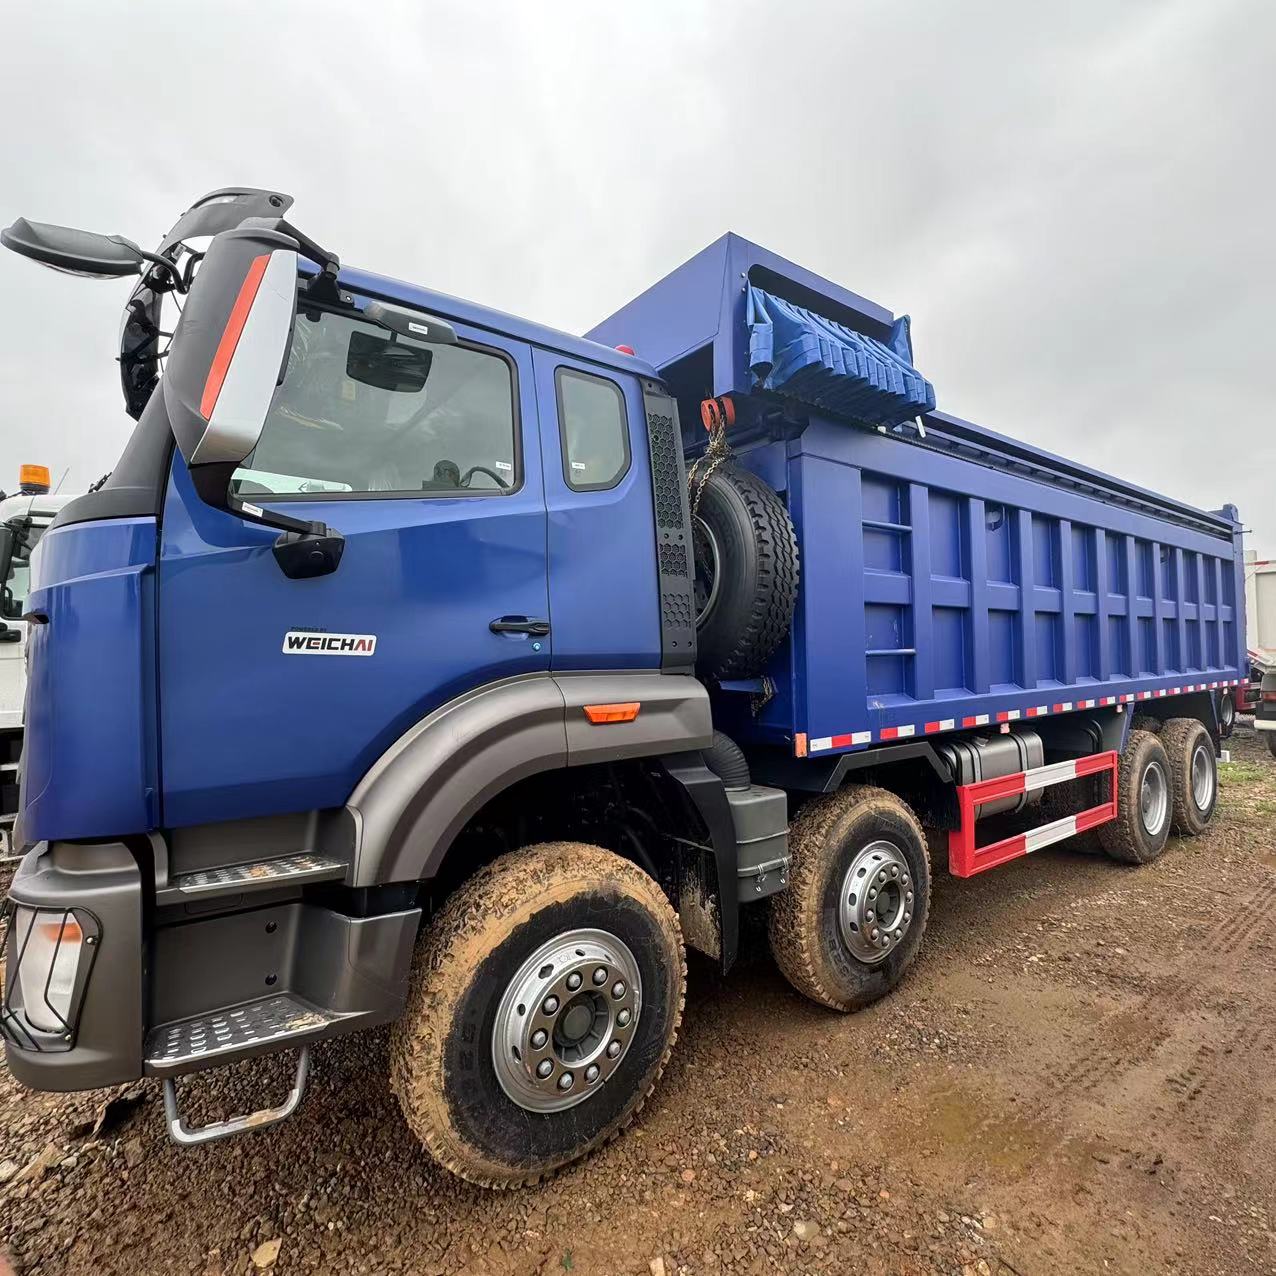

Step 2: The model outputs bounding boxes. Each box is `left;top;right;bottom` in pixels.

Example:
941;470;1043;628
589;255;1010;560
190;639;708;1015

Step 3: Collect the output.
232;308;517;497
2;520;46;620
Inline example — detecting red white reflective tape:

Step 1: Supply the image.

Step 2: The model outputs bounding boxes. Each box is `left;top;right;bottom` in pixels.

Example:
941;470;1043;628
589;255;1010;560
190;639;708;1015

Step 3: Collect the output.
802;679;1243;755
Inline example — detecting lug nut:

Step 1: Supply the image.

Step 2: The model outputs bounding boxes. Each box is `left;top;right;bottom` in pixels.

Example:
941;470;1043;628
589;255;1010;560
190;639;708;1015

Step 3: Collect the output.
869;888;878;900
890;865;899;877
866;910;875;922
607;1041;622;1059
617;1008;631;1027
870;928;879;940
585;1064;600;1082
592;967;608;986
906;891;913;902
903;912;911;923
536;1060;553;1078
566;972;582;991
531;1029;548;1049
558;1072;574;1091
542;995;559;1015
612;981;626;999
878;870;887;882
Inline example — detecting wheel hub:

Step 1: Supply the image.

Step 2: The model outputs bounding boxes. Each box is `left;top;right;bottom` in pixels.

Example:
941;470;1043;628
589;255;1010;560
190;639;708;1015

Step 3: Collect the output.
838;840;914;965
1190;741;1215;811
692;515;721;628
1140;760;1169;835
492;929;641;1113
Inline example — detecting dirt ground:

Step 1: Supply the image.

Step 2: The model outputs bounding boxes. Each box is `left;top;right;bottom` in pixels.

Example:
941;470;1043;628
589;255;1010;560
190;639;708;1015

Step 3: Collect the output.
2;723;1275;1276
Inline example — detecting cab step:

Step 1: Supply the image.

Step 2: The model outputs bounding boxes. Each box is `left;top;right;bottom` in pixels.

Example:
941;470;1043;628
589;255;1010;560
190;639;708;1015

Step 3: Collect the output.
169;853;345;897
145;992;339;1071
163;1046;311;1145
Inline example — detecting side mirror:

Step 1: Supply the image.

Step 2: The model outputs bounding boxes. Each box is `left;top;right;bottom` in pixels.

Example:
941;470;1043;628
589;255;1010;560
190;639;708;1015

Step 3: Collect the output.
0;217;147;279
162;225;344;575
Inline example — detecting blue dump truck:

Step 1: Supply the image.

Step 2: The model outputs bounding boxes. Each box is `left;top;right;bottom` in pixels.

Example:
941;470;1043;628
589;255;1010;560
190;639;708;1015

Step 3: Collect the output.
0;191;1247;1186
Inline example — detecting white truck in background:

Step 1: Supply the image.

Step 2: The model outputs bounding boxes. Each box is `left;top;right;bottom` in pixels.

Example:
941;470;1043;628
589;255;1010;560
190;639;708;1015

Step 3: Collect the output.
0;465;77;858
1245;550;1276;663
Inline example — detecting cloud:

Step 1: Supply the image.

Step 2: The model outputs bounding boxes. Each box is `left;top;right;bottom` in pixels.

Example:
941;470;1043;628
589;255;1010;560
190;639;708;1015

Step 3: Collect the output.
1;0;1270;552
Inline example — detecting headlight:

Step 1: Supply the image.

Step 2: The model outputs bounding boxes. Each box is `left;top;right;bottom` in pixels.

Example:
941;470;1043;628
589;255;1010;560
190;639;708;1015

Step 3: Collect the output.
13;908;86;1033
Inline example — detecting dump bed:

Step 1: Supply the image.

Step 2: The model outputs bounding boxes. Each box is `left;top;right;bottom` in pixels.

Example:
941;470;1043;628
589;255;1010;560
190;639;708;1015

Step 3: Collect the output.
591;236;1247;758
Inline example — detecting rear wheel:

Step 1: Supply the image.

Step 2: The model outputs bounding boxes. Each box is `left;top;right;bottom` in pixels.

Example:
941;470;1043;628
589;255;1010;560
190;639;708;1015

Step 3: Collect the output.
1098;729;1173;864
769;786;930;1011
1161;718;1217;835
1269;735;1276;761
389;843;684;1187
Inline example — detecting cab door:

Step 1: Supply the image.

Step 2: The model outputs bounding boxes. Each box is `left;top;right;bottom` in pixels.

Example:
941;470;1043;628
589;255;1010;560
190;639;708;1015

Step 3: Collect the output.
532;350;660;670
158;318;549;829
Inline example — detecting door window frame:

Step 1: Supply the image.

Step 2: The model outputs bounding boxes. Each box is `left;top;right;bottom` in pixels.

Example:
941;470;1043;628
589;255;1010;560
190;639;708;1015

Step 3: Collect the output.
553;365;632;494
235;300;525;503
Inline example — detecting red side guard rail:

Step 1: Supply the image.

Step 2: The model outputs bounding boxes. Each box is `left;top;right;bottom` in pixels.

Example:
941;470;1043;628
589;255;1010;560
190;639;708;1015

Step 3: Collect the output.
948;751;1119;877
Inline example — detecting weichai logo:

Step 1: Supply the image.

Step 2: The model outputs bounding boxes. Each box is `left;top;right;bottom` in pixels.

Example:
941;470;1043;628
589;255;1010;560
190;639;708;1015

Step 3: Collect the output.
282;631;377;657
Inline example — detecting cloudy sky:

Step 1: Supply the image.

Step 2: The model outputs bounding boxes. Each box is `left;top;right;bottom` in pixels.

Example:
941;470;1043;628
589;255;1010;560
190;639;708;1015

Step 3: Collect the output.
1;0;1272;546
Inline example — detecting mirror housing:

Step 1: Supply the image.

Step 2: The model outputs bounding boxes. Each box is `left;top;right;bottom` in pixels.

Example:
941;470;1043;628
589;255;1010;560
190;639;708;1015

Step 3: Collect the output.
0;217;147;279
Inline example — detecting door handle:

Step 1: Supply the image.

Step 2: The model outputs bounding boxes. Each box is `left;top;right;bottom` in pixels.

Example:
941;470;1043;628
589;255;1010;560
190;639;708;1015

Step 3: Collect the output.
489;616;551;637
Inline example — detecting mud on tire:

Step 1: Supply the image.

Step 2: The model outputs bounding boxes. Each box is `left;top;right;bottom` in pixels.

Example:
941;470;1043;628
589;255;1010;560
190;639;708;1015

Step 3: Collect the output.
389;842;685;1188
1098;729;1173;865
692;462;798;680
769;786;930;1012
1160;717;1218;836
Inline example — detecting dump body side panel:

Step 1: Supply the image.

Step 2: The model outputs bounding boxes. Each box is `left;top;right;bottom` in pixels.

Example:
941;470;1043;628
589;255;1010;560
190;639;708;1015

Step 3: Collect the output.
742;417;1245;756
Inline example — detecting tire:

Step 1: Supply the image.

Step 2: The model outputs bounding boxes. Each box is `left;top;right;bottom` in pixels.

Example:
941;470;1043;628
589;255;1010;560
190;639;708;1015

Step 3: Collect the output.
1269;735;1276;761
769;786;930;1012
1217;690;1236;738
1097;729;1173;864
1131;715;1163;735
692;462;798;680
1159;718;1217;836
389;842;685;1188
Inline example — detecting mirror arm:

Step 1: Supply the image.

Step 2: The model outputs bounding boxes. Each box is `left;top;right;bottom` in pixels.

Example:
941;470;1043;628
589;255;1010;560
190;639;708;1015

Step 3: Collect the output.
229;498;346;582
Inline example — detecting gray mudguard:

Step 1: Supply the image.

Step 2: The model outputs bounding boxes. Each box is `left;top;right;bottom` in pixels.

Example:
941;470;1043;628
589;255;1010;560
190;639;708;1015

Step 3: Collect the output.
333;671;712;887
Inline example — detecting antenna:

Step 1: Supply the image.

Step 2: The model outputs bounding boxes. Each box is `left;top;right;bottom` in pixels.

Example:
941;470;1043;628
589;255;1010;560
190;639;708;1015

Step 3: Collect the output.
52;467;70;494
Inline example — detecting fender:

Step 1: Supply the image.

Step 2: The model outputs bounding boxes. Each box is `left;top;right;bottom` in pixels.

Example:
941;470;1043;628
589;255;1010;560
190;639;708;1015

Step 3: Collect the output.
328;671;713;887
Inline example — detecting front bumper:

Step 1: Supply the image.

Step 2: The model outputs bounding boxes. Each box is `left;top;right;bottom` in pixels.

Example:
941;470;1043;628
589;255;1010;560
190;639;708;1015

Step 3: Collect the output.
4;840;420;1093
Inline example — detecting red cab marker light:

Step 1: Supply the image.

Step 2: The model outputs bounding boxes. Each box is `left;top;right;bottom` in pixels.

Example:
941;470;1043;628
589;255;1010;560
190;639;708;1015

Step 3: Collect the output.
583;702;641;725
614;344;636;356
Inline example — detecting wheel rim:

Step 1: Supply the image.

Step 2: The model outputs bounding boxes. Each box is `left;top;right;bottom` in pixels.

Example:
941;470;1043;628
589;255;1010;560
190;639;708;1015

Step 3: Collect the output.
691;515;721;628
1190;741;1215;811
1221;696;1235;730
1140;760;1169;836
492;929;642;1113
837;840;914;965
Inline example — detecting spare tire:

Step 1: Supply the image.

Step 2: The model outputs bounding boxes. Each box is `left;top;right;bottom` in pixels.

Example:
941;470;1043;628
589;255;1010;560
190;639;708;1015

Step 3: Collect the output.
692;462;798;680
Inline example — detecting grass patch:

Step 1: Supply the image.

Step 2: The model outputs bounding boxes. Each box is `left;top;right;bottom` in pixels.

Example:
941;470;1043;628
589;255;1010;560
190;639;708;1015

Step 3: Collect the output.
1219;761;1267;786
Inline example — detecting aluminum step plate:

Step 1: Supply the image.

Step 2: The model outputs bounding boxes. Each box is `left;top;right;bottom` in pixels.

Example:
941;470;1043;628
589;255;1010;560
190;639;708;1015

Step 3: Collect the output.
173;853;344;895
146;994;337;1067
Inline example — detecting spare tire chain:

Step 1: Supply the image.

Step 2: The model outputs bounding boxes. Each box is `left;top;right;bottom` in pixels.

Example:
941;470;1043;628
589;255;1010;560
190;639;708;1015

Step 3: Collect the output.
687;418;733;517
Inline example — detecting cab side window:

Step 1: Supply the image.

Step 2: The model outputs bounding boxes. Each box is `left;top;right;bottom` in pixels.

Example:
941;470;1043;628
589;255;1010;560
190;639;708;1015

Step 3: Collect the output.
556;368;630;492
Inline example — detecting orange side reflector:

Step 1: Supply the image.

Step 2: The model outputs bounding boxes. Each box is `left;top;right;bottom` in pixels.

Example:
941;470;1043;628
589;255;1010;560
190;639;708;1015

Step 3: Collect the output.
583;702;641;725
794;732;808;758
200;252;271;420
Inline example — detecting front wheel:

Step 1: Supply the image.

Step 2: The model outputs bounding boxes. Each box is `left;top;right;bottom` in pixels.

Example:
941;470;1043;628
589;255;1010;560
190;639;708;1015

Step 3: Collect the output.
389;843;685;1187
769;786;931;1012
